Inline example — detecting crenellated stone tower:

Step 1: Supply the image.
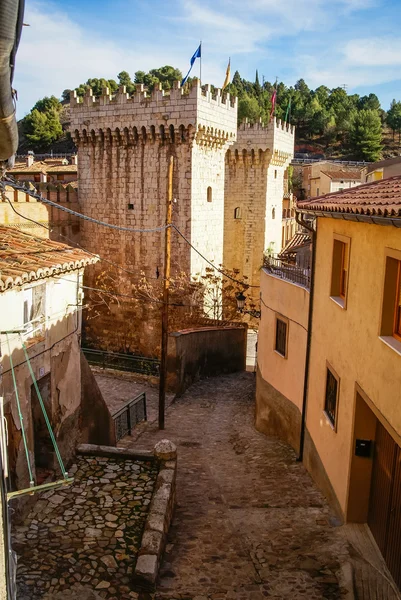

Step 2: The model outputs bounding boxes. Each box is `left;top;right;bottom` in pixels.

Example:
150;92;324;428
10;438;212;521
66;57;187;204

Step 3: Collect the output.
70;80;237;354
223;118;294;301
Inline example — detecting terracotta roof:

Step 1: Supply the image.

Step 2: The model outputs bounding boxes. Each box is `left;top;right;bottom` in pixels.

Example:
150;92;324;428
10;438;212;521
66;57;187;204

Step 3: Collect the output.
8;161;77;174
0;227;98;291
366;156;401;173
320;169;362;180
279;233;311;256
297;175;401;217
46;164;77;173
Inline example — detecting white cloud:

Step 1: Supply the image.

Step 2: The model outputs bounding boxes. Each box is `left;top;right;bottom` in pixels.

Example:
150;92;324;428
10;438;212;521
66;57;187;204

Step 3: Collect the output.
14;2;188;116
344;37;401;66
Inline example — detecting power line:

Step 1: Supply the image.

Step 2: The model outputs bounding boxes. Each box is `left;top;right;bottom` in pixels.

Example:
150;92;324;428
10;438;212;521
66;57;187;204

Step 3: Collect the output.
1;177;168;233
171;225;260;288
1;188;160;281
1;176;260;289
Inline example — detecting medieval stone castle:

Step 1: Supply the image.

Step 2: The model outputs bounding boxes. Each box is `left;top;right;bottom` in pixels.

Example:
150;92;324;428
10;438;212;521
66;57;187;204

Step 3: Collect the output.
69;79;295;354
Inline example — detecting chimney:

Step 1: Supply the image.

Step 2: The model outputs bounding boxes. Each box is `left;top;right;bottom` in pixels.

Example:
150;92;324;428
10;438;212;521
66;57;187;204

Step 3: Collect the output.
26;153;34;167
70;155;78;165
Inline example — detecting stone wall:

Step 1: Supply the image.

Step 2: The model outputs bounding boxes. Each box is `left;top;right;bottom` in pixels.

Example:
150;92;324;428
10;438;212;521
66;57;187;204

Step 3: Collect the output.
166;326;247;396
70;80;237;355
0;183;80;245
79;351;116;446
223;119;294;301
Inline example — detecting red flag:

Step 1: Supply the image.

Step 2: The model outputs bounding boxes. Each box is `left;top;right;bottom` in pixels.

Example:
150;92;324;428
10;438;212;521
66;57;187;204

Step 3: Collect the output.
270;88;277;122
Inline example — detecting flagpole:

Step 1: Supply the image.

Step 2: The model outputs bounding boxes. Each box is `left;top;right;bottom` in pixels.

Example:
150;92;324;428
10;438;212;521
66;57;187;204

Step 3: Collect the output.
200;40;202;86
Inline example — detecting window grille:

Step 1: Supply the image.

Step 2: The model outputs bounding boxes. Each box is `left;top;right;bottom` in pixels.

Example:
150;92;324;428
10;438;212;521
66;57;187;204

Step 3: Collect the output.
275;318;287;357
324;368;338;427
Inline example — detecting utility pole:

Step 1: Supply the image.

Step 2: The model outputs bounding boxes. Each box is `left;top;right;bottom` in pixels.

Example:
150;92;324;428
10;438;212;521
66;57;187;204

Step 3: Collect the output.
159;155;173;430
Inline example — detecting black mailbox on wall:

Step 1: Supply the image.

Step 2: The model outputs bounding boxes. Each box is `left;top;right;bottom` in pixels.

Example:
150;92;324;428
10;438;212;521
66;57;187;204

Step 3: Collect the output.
355;439;373;458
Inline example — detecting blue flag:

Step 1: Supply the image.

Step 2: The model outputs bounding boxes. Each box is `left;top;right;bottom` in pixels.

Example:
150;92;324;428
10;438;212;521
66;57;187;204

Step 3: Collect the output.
181;44;201;87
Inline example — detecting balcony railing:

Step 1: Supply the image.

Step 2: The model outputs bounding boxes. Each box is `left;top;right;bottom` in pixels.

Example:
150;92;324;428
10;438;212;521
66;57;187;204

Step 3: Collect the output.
263;255;311;289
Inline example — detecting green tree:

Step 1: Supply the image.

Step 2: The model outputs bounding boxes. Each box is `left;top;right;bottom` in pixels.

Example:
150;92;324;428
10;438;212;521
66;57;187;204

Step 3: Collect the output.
358;93;381;112
349;109;383;161
238;94;261;123
117;70;135;94
387;99;401;141
32;95;62;113
23;109;63;150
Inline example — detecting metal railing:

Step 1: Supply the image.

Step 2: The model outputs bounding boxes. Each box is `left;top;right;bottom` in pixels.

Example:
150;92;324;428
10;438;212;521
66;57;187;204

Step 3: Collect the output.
82;347;160;376
263;255;311;289
291;157;370;166
112;393;147;441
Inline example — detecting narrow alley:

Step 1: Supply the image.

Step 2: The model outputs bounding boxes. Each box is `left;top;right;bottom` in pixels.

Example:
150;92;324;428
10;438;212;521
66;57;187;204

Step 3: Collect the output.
115;372;355;600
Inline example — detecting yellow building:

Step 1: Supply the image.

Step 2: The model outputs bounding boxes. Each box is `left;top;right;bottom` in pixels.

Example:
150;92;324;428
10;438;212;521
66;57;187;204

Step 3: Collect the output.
256;176;401;589
362;156;401;183
298;176;401;588
302;161;363;199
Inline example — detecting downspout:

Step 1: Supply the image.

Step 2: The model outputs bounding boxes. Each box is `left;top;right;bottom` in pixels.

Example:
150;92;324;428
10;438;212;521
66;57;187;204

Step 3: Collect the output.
0;0;25;162
295;211;317;462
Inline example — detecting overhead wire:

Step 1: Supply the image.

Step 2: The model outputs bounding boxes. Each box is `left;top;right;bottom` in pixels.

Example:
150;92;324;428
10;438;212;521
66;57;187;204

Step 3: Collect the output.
5;334;34;486
1;176;167;233
1;177;260;289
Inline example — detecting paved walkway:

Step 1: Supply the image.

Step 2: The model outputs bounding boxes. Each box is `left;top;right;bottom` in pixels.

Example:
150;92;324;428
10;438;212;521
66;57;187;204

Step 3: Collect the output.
120;372;352;599
13;454;157;600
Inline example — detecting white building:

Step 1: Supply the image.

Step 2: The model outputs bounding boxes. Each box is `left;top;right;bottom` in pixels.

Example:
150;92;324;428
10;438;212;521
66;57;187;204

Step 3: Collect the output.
0;227;98;493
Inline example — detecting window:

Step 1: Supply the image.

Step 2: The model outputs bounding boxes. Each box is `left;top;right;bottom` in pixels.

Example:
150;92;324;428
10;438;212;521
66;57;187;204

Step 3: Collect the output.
274;169;277;179
316;187;320;196
330;235;350;308
275;317;288;357
272;208;276;219
380;253;401;346
34;174;40;183
324;366;339;428
207;186;212;203
234;207;241;219
127;203;134;210
23;284;46;339
57;174;64;181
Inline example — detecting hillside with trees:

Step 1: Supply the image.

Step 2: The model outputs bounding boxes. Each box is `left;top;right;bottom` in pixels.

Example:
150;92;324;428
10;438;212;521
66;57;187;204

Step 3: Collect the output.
17;67;401;162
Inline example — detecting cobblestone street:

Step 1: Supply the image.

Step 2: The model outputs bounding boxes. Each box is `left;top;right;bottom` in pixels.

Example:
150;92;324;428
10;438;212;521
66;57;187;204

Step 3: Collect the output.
120;372;352;599
13;454;158;600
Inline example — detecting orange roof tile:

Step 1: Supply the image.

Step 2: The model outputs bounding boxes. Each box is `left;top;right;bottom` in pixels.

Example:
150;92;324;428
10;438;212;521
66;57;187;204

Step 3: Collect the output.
320;169;362;180
0;227;98;291
297;175;401;217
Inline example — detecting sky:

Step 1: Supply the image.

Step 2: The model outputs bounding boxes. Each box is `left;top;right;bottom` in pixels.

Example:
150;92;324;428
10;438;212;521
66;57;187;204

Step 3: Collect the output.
14;0;401;117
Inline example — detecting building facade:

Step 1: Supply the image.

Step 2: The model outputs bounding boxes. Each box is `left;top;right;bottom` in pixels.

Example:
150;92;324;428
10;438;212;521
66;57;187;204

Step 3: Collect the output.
223;119;294;301
256;176;401;589
0;227;98;494
70;80;239;354
302;161;363;200
362;156;401;183
1;182;80;245
256;258;310;451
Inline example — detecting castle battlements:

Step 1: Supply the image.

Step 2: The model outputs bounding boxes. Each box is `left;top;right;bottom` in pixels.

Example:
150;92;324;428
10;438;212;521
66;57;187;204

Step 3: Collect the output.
70;79;237;148
227;117;294;166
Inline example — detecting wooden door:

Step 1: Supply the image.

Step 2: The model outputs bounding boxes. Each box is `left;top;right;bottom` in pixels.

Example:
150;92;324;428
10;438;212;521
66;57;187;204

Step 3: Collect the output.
368;421;397;555
386;446;401;589
368;421;401;590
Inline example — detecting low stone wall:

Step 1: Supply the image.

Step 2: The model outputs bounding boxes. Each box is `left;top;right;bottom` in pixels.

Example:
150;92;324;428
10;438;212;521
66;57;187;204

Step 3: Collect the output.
77;441;177;593
167;326;247;396
133;440;177;592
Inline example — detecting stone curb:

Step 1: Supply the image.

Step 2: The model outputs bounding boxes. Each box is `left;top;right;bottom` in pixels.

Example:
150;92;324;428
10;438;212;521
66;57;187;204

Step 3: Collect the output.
133;440;177;592
76;443;155;462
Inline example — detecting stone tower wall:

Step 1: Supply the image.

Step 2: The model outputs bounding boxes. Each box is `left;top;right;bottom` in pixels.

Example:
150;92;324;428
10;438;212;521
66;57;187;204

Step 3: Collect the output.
70;80;237;354
223;119;294;300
